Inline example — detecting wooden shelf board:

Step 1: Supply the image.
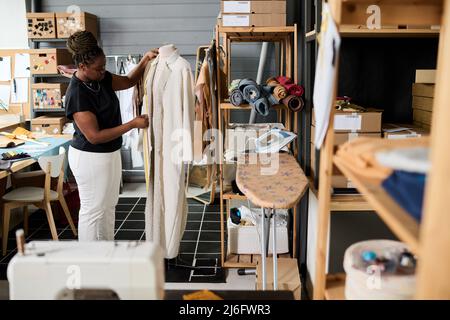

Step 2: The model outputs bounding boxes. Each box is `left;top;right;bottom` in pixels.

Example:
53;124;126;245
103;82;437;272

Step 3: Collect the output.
218;26;295;38
325;273;346;300
33;108;65;112
334;156;420;254
340;26;440;37
220;102;288;111
223;253;291;268
223;192;247;200
309;178;372;212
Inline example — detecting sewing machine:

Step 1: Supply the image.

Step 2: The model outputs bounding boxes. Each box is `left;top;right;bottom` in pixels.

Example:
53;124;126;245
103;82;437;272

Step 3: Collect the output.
7;241;164;300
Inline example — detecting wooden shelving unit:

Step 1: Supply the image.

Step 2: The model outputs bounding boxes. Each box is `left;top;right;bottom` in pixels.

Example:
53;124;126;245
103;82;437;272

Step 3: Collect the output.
314;0;450;300
215;24;300;268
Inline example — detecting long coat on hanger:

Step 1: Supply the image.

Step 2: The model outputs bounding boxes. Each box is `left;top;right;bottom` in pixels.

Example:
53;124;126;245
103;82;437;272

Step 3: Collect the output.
141;51;195;259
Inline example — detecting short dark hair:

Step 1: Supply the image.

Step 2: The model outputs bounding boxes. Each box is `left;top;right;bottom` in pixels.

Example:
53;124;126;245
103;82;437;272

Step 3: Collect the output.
67;31;104;66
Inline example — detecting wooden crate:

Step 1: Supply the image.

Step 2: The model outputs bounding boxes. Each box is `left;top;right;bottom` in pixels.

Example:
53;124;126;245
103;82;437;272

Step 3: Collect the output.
32;83;68;109
26;12;56;39
30;49;72;75
56;12;98;38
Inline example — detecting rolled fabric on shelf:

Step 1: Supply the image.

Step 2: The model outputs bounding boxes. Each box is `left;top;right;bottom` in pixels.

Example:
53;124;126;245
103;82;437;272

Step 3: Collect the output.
261;86;279;106
275;76;304;97
282;95;304;112
273;85;287;100
266;77;279;87
240;81;261;103
230;89;245;106
251;97;270;116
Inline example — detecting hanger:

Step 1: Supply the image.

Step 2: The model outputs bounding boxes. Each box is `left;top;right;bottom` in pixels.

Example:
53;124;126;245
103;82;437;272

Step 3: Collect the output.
119;60;126;75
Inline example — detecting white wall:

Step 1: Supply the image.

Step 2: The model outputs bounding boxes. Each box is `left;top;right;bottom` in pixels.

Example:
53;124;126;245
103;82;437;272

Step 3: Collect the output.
0;0;29;49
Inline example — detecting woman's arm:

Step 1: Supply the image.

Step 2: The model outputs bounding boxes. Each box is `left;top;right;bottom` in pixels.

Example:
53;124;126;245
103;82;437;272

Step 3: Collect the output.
111;49;159;91
73;111;149;145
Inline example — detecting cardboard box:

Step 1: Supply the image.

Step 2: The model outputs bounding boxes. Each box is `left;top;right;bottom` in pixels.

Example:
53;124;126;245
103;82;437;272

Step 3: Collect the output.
312;109;382;133
413;109;432;126
56;12;98;38
311;126;380;188
412;83;435;98
383;123;430;139
31;116;67;135
256;258;301;300
415;69;436;84
220;13;286;27
412;96;434;112
26;12;56;39
30;49;72;75
221;1;286;14
32;83;68;109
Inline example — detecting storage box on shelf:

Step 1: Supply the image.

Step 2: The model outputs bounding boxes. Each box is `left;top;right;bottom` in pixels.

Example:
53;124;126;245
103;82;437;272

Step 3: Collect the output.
219;14;286;27
30;49;72;75
55;12;98;38
412;80;435;130
31;116;67;135
26;12;56;39
382;123;429;139
32;83;67;110
221;1;286;14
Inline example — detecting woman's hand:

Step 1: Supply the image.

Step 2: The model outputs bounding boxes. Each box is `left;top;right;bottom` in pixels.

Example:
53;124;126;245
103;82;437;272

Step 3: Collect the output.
144;48;159;62
131;115;149;129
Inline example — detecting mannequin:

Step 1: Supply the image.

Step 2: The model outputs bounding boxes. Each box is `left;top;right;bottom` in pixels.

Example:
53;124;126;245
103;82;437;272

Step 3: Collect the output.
143;42;195;261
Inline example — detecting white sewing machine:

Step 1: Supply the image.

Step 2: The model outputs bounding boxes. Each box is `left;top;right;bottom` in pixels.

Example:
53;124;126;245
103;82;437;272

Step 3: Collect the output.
7;241;164;300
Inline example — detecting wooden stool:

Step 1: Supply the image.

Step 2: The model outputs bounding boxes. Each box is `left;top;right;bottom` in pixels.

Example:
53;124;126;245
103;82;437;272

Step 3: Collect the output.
236;152;308;290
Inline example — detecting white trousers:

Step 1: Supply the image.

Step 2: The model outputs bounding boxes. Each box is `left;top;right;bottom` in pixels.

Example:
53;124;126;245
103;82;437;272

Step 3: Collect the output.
68;146;122;241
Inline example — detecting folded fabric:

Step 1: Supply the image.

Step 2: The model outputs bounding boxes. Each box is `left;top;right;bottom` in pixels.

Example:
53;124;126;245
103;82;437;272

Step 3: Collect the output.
335;137;430;181
282;95;304;112
230;89;245;106
382;170;426;222
228;79;241;93
239;79;260;103
375;147;430;174
251;97;270;116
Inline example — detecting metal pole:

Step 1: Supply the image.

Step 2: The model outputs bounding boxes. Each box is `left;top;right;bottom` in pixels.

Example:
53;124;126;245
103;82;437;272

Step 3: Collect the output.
272;208;278;290
250;42;270;123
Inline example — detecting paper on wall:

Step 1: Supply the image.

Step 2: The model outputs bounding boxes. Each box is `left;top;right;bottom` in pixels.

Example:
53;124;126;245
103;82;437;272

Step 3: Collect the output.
0;56;12;81
14;53;30;78
0;84;11;110
313;3;341;149
10;78;28;103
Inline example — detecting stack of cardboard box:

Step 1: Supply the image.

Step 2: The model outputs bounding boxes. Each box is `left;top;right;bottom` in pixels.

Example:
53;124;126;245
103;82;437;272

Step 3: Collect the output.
311;108;382;189
412;70;436;130
220;1;286;27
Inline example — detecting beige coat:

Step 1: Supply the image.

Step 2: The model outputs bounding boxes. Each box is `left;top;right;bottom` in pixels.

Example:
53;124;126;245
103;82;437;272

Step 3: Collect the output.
141;51;195;258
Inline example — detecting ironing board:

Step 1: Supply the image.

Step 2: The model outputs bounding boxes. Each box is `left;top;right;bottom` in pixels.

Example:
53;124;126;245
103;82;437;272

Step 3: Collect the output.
236;152;308;290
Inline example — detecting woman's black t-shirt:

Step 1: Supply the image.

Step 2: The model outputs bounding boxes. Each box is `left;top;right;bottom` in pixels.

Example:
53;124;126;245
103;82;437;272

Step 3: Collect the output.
65;71;122;153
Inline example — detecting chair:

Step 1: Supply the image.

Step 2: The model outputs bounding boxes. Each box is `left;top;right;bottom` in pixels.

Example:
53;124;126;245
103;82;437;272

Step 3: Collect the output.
2;147;77;256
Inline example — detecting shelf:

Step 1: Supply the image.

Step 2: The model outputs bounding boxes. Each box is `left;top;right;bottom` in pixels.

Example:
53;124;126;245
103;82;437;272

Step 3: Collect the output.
325;274;346;300
309;178;372;212
223;253;291;269
33;108;65;113
32;74;66;78
29;38;68;42
333;156;420;254
218;26;295;39
339;26;440;38
223;192;247;201
220;102;288;111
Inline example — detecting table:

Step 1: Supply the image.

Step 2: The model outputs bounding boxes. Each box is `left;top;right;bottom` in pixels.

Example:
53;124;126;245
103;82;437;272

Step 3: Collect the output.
0;135;72;179
236;152;308;290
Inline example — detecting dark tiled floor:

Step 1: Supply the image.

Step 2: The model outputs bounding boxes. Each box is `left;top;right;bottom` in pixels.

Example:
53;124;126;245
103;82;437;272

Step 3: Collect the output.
1;196;225;283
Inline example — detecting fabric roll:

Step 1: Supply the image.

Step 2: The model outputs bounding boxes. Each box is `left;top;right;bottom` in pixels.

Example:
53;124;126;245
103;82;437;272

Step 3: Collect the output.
239;79;260;103
275;76;294;86
261;85;279;106
273;85;287;100
266;77;279;87
228;79;241;93
230;89;245;106
275;76;304;97
251;97;270;116
282;95;304;112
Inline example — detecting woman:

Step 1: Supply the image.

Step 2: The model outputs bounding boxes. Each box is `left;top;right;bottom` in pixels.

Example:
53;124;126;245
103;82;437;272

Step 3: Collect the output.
65;30;157;241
